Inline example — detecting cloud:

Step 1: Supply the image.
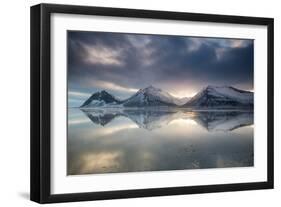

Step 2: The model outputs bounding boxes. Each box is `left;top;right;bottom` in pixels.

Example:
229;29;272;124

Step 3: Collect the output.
228;39;252;48
185;38;252;54
89;80;138;93
127;35;155;65
82;43;124;66
68;91;91;98
185;38;202;52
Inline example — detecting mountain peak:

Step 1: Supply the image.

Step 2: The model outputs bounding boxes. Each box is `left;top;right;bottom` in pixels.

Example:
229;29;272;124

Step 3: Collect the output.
143;85;160;91
136;85;163;95
183;85;253;108
123;85;177;107
80;90;120;108
205;85;231;90
100;90;110;95
205;85;252;94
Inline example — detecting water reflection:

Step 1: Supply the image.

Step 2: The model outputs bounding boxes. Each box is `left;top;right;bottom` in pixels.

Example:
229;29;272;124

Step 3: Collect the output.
67;108;254;175
81;108;253;132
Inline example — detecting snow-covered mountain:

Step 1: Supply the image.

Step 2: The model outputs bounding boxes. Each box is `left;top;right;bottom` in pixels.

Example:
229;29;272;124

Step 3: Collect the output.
80;90;121;108
182;86;253;108
122;86;180;107
80;86;186;108
79;85;253;109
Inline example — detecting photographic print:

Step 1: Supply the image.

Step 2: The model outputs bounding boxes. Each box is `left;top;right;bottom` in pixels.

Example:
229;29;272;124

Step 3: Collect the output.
31;4;274;203
67;31;254;175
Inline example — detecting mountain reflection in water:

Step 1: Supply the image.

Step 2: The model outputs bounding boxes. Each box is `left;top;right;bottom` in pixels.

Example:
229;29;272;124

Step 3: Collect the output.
67;108;254;175
81;108;253;132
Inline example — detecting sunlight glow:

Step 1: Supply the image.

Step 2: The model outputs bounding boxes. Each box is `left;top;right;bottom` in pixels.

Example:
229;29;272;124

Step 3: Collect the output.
170;91;196;98
90;80;138;93
170;118;197;126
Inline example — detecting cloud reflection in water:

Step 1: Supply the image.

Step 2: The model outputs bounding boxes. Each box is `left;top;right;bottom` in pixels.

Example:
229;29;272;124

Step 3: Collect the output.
67;108;254;175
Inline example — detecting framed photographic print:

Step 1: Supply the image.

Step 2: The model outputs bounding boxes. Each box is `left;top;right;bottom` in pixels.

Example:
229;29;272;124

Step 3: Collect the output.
30;3;274;203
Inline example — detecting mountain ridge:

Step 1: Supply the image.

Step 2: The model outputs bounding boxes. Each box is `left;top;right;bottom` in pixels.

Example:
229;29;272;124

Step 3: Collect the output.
183;85;253;108
80;85;253;108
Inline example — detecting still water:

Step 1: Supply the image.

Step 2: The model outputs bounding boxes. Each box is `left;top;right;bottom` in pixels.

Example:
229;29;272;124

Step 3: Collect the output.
67;108;254;175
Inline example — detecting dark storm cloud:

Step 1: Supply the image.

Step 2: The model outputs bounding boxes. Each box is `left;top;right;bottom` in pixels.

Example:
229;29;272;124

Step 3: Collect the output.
140;36;253;84
67;31;253;106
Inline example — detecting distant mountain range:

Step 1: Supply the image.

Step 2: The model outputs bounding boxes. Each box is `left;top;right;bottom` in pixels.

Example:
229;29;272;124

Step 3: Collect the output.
80;85;253;109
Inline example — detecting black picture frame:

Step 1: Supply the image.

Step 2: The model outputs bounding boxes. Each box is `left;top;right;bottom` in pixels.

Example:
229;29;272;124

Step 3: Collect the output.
30;3;274;204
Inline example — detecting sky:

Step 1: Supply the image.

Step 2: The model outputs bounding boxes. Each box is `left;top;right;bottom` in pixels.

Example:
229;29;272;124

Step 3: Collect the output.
68;31;254;107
